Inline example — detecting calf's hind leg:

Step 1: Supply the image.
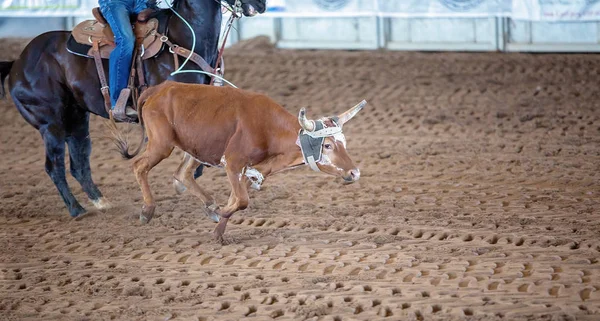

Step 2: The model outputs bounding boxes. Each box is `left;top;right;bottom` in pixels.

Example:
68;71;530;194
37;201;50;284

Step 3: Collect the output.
132;140;173;224
173;152;220;223
173;153;206;194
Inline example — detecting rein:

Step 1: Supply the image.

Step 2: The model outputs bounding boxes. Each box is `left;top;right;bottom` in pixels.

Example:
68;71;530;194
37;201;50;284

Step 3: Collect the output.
211;12;237;86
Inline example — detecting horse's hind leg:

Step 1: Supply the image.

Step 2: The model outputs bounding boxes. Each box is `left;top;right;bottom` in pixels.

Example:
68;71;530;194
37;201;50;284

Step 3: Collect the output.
193;164;204;179
173;152;219;223
41;125;87;217
65;112;110;209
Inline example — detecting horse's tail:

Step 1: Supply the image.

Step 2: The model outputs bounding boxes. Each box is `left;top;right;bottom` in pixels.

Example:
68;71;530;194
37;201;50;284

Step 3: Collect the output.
0;61;14;99
108;86;159;160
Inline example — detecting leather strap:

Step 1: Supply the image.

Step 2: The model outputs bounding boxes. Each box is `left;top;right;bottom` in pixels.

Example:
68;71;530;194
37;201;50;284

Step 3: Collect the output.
136;52;147;92
92;40;111;114
128;47;137;91
173;46;214;73
173;50;180;70
156;32;214;73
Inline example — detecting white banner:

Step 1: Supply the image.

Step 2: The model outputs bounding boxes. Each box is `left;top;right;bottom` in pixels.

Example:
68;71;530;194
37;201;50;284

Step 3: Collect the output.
270;0;600;21
378;0;511;18
2;0;600;21
275;0;374;14
511;0;600;21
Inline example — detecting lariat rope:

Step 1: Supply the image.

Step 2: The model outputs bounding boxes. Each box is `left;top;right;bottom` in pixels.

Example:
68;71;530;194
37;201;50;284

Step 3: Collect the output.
165;0;240;88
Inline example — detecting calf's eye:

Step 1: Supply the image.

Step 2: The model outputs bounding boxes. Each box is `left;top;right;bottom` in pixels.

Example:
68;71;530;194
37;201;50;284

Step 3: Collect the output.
324;144;333;150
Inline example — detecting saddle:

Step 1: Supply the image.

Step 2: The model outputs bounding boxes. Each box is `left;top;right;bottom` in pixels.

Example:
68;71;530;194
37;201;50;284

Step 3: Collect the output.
66;7;219;122
67;7;164;60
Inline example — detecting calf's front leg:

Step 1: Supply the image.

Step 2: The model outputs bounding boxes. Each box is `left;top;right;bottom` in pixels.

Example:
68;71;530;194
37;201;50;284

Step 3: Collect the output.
214;167;250;242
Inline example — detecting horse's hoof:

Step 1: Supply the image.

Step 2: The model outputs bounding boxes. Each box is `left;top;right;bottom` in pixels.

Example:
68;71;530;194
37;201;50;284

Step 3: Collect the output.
69;205;87;218
73;210;99;221
91;197;112;210
173;178;187;194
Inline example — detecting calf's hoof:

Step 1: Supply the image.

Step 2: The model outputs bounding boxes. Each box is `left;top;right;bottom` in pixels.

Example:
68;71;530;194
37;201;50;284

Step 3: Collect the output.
204;204;221;223
213;217;229;242
214;232;225;244
140;204;156;224
173;178;187;194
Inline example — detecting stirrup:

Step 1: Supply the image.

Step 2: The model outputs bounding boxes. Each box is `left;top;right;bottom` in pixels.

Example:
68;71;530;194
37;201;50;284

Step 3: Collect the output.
111;108;138;123
125;106;138;117
112;88;137;122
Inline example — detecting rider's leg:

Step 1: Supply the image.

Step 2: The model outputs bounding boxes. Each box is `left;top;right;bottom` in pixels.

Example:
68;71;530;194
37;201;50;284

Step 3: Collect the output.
133;0;149;14
99;0;135;109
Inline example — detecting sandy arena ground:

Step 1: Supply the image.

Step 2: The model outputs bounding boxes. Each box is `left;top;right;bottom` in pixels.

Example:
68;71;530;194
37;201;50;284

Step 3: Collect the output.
1;37;599;321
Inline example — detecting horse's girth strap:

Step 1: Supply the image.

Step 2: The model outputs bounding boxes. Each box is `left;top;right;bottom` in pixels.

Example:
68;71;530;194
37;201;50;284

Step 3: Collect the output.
91;41;111;114
156;32;214;73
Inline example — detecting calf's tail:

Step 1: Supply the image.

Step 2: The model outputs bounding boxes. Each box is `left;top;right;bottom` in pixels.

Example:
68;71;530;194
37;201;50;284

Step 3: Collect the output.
109;86;160;159
0;61;14;98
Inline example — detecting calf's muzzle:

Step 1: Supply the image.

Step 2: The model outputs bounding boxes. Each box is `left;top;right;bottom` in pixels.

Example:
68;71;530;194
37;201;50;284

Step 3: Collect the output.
343;168;361;183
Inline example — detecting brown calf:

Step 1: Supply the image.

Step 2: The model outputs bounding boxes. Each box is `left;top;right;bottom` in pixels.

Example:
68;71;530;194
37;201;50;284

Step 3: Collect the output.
114;80;365;241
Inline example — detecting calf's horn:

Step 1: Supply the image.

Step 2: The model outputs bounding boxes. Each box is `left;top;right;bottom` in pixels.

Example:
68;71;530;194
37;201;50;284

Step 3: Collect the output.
298;108;315;132
338;100;367;125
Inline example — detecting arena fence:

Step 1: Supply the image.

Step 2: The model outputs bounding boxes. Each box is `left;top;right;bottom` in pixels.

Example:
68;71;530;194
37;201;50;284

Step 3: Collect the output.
1;0;600;52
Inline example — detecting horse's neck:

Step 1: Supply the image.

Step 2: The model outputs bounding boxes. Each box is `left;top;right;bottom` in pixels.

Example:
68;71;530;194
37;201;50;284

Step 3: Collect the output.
169;0;222;53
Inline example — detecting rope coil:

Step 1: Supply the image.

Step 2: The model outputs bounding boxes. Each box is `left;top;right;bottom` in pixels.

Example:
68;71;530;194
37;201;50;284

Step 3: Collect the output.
166;0;239;88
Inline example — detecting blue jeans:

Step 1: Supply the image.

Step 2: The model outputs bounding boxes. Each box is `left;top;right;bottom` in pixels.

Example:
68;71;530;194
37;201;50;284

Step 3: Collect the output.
98;0;148;108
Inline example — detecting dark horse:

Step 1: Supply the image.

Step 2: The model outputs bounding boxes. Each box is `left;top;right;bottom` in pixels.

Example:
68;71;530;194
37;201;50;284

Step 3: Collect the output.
0;0;266;218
